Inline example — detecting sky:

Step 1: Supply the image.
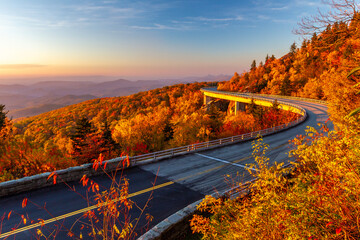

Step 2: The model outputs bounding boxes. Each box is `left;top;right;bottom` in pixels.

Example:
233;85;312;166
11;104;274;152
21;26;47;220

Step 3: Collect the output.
0;0;327;82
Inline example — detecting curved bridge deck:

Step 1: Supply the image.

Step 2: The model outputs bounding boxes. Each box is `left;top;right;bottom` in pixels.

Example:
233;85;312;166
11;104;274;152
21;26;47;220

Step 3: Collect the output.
201;87;305;115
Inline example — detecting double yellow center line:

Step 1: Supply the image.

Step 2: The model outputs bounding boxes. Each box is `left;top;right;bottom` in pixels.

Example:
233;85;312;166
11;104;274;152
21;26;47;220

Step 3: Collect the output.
0;146;285;239
0;181;174;239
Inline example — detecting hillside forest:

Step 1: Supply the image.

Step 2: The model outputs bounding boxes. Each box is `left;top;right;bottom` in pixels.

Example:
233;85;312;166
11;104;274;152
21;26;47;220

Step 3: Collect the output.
190;1;360;239
217;11;360;127
0;82;299;182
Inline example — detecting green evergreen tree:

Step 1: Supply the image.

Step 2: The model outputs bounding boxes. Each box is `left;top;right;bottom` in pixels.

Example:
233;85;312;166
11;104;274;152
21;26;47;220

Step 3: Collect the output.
0;104;7;130
70;117;96;163
251;60;257;70
100;121;119;158
271;99;280;112
163;93;170;107
163;121;174;142
290;42;297;54
280;76;291;95
0;105;13;157
248;98;265;124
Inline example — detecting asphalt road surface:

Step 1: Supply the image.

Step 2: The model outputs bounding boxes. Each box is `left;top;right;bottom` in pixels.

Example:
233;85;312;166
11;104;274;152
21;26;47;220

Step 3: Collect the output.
0;96;330;239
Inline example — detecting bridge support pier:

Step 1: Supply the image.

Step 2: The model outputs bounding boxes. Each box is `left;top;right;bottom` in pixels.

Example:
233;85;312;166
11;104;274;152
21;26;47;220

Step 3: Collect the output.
204;95;212;105
235;101;246;115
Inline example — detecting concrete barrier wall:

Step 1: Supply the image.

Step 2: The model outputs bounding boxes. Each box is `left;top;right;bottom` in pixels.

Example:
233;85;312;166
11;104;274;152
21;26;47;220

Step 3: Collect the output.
137;180;257;240
0;157;126;197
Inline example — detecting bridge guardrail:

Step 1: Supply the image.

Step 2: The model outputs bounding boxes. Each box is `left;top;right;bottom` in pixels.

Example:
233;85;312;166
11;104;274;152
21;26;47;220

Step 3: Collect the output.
203;87;327;105
0;90;309;197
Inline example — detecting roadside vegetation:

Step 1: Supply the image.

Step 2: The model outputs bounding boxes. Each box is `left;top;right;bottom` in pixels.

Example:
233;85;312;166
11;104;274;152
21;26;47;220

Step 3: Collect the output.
190;0;360;239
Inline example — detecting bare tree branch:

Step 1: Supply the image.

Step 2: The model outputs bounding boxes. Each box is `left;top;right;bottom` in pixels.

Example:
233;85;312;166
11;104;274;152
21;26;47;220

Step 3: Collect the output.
294;0;359;36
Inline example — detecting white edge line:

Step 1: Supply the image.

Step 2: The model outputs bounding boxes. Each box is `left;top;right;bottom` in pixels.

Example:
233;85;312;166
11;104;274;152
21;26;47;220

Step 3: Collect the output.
195;153;258;172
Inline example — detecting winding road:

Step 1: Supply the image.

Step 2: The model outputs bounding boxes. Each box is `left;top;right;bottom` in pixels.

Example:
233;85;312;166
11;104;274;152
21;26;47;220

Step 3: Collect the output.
0;91;330;239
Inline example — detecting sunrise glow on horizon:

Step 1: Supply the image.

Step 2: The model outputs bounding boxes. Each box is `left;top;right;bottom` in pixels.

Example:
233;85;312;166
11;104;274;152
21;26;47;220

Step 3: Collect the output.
0;0;327;82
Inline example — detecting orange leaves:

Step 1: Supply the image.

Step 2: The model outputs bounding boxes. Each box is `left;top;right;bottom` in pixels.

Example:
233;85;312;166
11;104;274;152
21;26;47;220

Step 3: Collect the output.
122;156;130;168
190;214;214;236
47;172;57;185
93;153;110;171
83;210;95;220
90;182;100;193
326;222;342;235
80;174;89;187
38;218;45;227
98;153;104;164
326;221;333;227
22;198;28;208
103;161;108;170
80;174;99;193
7;210;12;220
145;213;153;223
21;215;27;225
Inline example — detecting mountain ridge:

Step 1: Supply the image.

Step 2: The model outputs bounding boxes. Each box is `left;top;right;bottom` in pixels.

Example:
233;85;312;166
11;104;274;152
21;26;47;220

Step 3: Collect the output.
0;75;231;119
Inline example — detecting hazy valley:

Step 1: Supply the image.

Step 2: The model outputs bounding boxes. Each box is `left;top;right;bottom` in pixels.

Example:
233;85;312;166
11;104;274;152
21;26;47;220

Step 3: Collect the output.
0;75;230;119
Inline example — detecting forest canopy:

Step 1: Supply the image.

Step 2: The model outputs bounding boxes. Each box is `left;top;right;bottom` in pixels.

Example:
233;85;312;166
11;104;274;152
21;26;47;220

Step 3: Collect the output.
0;82;298;182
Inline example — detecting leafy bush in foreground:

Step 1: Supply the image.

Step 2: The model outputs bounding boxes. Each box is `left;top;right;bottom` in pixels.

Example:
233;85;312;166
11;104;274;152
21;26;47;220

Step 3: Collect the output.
191;119;360;239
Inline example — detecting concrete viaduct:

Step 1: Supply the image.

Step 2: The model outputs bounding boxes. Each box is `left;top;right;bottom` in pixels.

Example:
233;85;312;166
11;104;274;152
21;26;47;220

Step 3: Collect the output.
201;87;305;115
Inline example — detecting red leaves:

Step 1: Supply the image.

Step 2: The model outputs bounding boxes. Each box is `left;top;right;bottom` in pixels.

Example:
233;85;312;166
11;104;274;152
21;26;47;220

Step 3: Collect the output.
122;156;130;168
132;143;149;155
325;222;342;235
103;161;108;170
326;221;333;227
91;183;99;193
7;210;12;219
38;218;45;227
47;172;58;185
93;154;108;171
21;215;27;225
81;174;100;193
52;175;57;184
80;174;89;186
22;198;28;208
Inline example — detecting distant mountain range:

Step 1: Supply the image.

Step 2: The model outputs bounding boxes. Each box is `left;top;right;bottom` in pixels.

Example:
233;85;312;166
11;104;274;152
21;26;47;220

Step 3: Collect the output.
0;75;230;119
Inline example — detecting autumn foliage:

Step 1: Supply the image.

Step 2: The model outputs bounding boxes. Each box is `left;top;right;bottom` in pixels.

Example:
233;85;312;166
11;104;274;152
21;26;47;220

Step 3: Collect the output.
190;3;360;239
218;12;360;127
191;122;360;239
0;82;299;182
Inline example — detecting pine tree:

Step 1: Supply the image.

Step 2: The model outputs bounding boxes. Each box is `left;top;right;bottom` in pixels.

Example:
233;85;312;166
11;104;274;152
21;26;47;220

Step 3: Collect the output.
0;104;7;130
163;121;174;142
271;99;280;112
70;117;97;164
251;60;257;70
248;99;265;125
100;121;119;158
280;76;291;95
290;42;297;54
0;105;13;157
